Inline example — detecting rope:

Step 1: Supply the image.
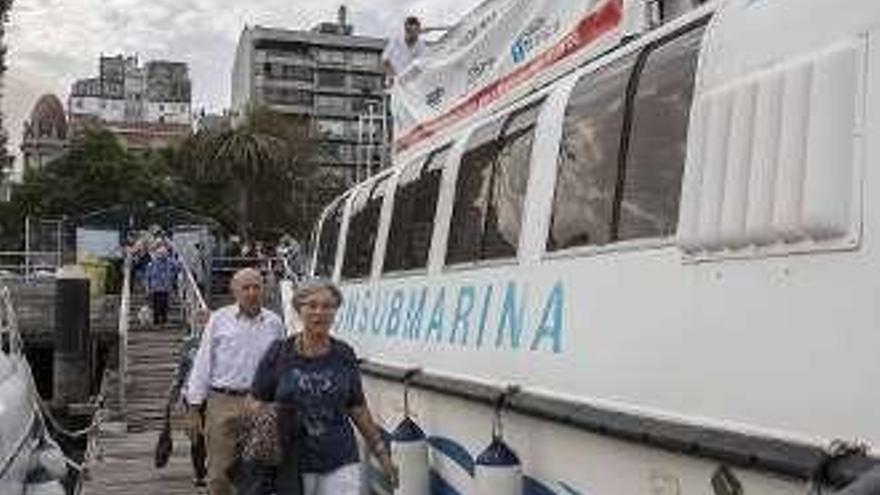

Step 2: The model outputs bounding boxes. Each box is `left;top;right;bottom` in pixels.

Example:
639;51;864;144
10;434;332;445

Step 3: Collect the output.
1;284;106;483
491;384;521;441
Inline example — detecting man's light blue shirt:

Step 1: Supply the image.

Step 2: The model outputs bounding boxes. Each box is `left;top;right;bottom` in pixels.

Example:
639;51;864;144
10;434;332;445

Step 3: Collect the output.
185;304;285;405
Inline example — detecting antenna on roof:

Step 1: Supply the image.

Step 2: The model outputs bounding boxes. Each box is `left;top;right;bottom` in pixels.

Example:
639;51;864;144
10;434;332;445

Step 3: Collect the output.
338;5;348;27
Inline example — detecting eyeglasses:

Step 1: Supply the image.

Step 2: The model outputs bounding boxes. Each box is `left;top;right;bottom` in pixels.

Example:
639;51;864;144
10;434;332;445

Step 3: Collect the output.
302;301;338;311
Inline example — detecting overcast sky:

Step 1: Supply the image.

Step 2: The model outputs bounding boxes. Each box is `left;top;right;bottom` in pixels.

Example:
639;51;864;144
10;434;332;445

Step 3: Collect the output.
3;0;479;165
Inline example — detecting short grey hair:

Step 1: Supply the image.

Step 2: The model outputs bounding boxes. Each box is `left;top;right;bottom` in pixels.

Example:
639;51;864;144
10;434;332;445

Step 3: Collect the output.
231;268;263;290
292;279;343;313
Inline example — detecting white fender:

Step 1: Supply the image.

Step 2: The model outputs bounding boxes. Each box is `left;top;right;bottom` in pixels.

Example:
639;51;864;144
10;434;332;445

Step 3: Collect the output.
474;438;522;495
391;417;430;495
33;442;67;481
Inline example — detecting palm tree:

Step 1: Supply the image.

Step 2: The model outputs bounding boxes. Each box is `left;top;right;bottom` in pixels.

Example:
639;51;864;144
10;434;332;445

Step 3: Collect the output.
179;108;316;241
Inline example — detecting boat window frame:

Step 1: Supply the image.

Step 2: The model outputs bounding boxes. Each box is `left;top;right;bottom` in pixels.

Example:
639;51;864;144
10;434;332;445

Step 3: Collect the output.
543;18;710;259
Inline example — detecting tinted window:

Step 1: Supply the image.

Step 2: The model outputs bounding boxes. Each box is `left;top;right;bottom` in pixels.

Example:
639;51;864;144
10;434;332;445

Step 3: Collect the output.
547;55;637;251
446;99;544;265
318;70;346;87
547;25;704;251
384;145;451;273
618;27;703;240
342;177;391;279
264;86;313;106
315;196;347;277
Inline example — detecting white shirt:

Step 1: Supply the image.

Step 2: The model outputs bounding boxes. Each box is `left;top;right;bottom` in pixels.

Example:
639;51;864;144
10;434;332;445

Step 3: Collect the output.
383;36;427;76
185;304;285;405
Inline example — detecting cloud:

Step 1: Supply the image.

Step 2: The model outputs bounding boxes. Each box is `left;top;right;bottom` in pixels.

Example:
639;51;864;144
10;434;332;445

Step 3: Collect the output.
3;0;482;165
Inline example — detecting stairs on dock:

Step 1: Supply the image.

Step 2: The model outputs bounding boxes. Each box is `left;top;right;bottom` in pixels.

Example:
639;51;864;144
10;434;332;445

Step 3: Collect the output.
124;293;188;433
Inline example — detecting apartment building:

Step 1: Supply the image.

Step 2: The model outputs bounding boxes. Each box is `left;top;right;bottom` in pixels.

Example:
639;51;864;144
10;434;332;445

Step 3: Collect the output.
69;55;192;150
231;8;388;183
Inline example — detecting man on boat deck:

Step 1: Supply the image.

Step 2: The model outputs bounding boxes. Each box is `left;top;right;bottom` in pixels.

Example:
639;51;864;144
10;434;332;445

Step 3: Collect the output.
185;268;285;495
383;16;426;85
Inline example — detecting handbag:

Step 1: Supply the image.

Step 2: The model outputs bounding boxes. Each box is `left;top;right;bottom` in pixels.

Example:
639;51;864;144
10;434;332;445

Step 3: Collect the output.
240;402;282;466
154;405;173;468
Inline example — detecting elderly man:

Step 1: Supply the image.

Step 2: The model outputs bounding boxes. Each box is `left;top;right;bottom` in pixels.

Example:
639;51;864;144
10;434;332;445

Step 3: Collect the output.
185;268;285;495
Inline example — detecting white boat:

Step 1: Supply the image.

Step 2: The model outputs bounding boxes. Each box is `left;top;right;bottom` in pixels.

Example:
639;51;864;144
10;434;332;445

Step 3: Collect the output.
308;0;880;493
0;287;67;495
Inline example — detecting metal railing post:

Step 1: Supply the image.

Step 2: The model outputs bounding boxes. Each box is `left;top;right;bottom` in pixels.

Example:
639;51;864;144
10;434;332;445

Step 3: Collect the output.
117;256;131;418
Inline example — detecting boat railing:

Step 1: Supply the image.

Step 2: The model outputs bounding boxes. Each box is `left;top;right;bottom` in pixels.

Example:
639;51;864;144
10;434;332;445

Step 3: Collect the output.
0;285;27;483
1;284;106;491
0;285;22;356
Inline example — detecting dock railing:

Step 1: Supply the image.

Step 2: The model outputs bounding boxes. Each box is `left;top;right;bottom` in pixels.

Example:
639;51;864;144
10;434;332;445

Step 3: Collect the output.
117;255;131;418
0;251;61;281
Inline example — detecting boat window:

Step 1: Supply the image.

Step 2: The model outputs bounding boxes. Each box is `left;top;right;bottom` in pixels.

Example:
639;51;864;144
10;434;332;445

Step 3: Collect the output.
618;26;703;240
547;55;637;251
341;176;392;279
547;24;704;251
446;98;544;265
314;196;347;278
384;144;451;273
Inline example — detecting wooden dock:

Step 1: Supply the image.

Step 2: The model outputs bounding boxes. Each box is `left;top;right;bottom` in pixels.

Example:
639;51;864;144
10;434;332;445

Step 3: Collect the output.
81;427;206;495
81;292;203;495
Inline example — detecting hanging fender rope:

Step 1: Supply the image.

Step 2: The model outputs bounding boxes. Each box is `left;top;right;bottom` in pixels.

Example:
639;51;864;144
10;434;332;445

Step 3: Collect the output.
492;384;521;441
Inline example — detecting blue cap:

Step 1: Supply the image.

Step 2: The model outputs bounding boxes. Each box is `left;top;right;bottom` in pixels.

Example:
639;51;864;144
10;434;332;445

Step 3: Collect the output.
476;438;520;467
393;417;426;442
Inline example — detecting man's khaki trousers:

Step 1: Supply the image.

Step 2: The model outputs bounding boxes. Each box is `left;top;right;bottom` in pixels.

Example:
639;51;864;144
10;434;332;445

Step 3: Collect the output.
205;392;247;495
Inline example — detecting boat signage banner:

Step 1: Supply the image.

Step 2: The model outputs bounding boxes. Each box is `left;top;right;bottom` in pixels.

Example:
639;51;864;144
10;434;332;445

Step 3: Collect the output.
391;0;630;152
336;279;565;355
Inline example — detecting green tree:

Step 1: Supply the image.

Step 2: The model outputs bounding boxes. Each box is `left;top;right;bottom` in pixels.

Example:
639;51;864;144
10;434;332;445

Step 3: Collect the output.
177;107;320;242
13;129;191;215
0;128;195;248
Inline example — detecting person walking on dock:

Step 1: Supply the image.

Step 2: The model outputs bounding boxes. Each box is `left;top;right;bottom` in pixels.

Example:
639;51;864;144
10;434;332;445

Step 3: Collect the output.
251;279;399;495
145;243;179;326
163;307;211;486
186;268;286;495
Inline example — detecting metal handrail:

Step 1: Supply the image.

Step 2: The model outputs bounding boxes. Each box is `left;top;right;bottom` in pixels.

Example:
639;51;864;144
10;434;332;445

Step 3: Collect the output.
170;241;210;338
117;256;131;417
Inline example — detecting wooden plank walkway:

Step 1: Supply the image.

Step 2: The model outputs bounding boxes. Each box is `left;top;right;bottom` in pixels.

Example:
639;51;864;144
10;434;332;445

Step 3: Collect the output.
81;426;206;495
81;291;203;495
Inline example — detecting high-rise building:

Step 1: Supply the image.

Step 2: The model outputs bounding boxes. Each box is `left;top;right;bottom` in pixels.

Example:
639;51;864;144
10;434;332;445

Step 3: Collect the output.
69;55;192;150
231;7;387;183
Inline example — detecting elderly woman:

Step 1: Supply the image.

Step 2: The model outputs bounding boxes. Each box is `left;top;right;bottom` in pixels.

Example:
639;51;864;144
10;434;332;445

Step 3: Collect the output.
251;279;398;495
